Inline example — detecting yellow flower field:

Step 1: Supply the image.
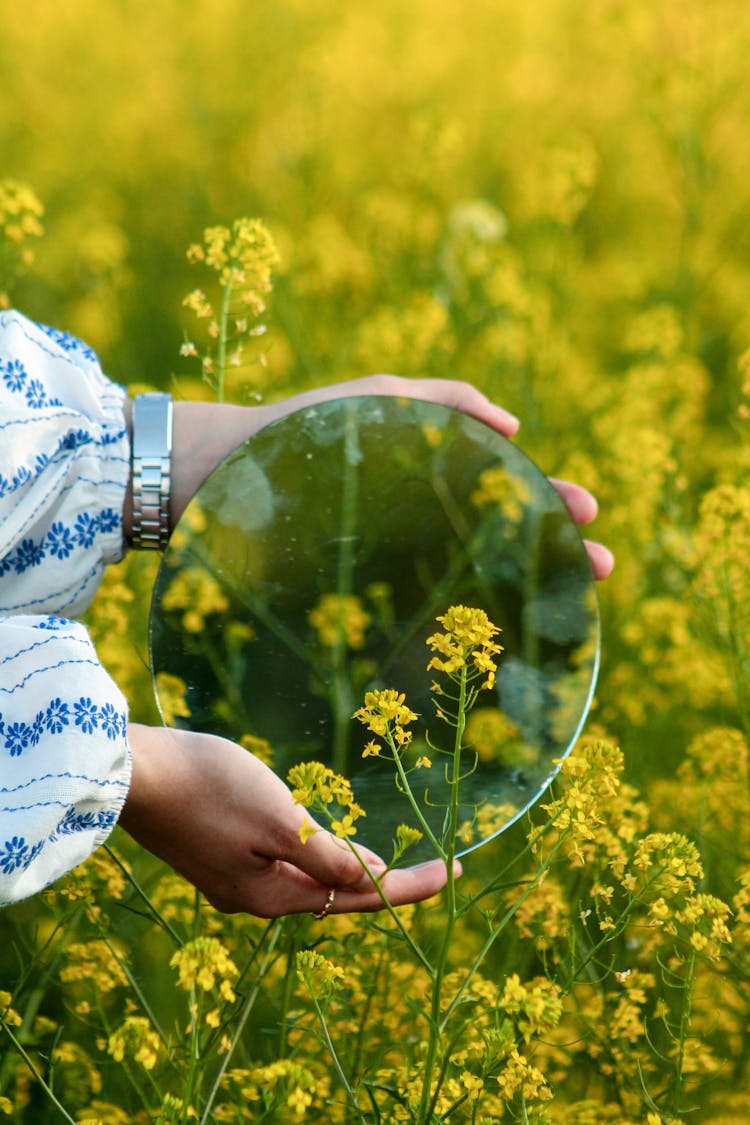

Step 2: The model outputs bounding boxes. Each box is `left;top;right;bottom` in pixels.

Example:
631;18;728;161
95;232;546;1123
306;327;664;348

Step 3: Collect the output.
3;0;750;1121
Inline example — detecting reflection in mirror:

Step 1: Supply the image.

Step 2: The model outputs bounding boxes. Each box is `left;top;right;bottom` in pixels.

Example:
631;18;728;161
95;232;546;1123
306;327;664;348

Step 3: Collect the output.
150;396;599;861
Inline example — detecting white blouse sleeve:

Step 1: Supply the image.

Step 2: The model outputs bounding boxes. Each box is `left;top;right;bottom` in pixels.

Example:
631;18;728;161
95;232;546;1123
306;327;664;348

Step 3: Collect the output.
0;309;129;618
0;618;130;904
0;310;132;904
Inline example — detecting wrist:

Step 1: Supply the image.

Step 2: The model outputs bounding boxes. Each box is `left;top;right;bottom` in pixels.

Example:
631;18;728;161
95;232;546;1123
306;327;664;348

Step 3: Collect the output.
130;392;173;550
120;723;171;831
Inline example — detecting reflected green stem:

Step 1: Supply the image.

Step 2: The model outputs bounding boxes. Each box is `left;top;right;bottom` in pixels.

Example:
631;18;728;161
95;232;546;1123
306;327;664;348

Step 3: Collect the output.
183;541;325;690
521;508;544;745
331;404;361;777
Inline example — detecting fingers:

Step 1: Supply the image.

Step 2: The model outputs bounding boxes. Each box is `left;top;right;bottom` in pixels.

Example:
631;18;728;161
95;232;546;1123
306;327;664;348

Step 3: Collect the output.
582;538;615;581
328;858;462;914
226;855;460;919
264;375;521;439
385;376;520;438
549;478;614;581
549;478;598;524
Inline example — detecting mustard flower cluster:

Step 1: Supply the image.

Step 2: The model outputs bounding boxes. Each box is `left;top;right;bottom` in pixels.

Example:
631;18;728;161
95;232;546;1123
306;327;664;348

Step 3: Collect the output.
107;1016;161;1071
160;566;230;634
353;688;418;752
0;178;43;307
181;217;279;398
170;937;238;1001
426;605;502;690
308;592;371;650
288;760;366;841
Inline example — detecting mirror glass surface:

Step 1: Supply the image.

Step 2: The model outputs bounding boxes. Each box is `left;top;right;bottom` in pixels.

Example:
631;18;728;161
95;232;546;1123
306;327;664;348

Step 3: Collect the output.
150;396;599;860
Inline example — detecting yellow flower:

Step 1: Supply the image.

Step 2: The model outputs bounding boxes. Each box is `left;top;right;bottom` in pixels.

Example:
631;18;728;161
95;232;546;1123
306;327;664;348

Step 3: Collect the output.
107;1016;161;1071
170;937;239;994
426;605;502;688
0;991;21;1028
309;592;371;649
331;814;358;838
298;817;318;844
460;1071;484;1101
470;465;530;523
396;824;423;852
240;732;274;766
296;950;345;996
353;689;418;748
154;671;191;725
60;940;128;994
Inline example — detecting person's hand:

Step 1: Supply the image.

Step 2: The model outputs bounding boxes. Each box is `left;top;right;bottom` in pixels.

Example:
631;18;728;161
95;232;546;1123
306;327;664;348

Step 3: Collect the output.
119;724;457;917
249;375;614;580
124;374;613;579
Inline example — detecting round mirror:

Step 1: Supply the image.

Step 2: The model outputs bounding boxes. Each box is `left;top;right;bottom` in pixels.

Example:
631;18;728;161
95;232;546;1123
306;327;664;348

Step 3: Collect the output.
150;396;599;861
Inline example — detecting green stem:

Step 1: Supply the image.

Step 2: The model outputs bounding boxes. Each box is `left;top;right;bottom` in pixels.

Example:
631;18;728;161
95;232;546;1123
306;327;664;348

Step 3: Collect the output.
183;985;203;1123
443;831;570;1024
0;1018;77;1124
215;270;235;404
672;947;697;1116
346;841;434;975
100;934;172;1056
417;667;467;1125
331;403;361;777
390;735;445;860
304;976;367;1124
103;844;183;947
199;921;283;1125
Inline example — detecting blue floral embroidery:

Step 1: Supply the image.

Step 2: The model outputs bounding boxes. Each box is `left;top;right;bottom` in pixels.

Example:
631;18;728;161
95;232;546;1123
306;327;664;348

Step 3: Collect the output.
99;702;121;741
0;509;122;576
47;522;75;560
0;696;125;756
74;513;98;549
2;358;26;393
35;322;98;364
30;711;45;747
5;721;33;757
97;507;120;534
12;538;45;574
60;428;94;451
0;835;43;874
12;465;32;488
45;698;70;733
74;697;99;735
35;617;71;631
51;808;117;839
24;378;48;410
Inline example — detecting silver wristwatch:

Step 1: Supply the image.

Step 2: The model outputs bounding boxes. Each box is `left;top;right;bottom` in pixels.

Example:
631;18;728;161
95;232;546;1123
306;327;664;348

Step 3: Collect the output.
131;392;173;550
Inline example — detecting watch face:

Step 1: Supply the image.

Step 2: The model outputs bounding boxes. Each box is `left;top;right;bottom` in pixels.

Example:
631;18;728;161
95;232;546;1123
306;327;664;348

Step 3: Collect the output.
150;396;599;860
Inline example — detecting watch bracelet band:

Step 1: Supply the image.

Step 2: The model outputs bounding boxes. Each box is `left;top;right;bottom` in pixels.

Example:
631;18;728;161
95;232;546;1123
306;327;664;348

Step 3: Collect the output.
131;392;173;551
